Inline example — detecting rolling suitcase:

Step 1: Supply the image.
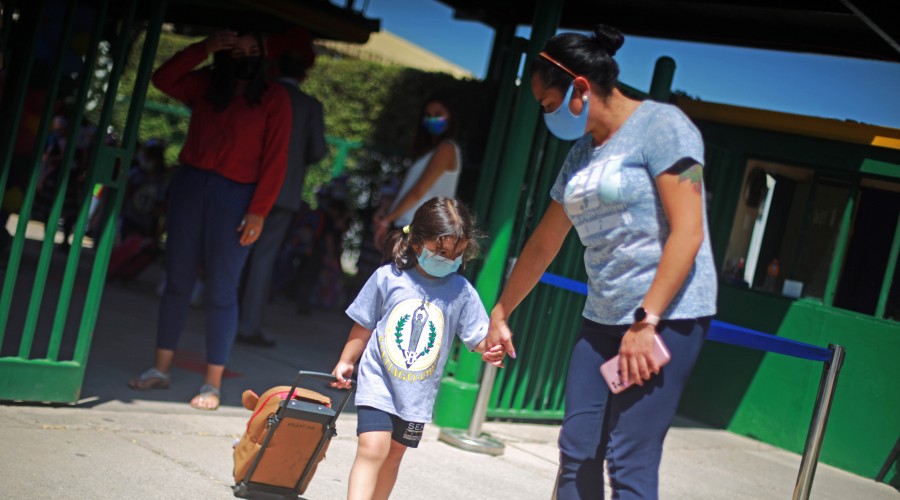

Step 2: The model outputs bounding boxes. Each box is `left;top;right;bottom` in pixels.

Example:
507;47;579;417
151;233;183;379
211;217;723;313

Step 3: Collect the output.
233;370;354;499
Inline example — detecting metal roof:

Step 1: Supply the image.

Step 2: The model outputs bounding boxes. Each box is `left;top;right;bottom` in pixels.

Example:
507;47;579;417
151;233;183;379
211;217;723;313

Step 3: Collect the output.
155;0;380;44
438;0;899;63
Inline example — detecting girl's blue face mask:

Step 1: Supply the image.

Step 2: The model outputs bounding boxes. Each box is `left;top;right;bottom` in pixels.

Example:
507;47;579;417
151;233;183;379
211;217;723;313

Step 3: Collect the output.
542;82;589;141
417;247;461;278
422;116;449;136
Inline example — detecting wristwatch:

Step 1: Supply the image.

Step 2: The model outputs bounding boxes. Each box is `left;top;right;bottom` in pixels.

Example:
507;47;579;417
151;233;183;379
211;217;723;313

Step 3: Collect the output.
633;307;660;327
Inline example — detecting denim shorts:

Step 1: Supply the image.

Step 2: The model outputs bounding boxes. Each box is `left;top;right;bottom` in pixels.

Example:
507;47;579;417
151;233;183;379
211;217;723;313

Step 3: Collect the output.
356;405;424;448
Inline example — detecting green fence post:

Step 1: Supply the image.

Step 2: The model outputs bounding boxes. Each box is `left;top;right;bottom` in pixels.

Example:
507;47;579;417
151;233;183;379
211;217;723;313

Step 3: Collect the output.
875;211;900;318
471;36;527;222
74;1;168;365
17;0;84;359
823;182;858;306
433;0;564;429
49;0;139;355
0;0;45;343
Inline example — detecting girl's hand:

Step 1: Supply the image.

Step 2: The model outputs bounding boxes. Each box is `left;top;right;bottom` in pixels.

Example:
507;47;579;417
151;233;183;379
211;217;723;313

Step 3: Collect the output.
617;323;661;387
331;361;355;389
204;31;238;54
237;214;264;246
481;344;506;366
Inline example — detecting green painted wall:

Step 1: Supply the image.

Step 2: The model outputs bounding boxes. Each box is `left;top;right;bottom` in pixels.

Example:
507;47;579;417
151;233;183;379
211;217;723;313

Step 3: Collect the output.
680;287;900;482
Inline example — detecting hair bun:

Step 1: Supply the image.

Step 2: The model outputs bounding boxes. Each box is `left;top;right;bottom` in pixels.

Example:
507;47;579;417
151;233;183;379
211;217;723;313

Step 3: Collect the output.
591;24;625;57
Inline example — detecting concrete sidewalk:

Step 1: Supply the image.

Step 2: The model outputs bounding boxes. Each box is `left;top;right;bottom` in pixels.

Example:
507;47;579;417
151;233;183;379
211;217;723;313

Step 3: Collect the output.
1;260;896;499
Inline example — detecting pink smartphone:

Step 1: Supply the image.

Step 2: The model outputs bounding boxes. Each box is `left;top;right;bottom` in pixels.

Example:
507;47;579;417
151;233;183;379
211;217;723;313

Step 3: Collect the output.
600;334;671;394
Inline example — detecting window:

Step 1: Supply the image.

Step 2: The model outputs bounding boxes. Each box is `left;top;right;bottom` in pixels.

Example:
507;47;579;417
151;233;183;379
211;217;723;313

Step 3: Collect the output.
721;159;900;321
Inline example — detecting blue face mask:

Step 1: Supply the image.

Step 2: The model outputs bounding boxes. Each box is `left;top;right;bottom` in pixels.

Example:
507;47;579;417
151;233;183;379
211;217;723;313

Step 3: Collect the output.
422;116;449;136
542;82;589;141
417;247;462;278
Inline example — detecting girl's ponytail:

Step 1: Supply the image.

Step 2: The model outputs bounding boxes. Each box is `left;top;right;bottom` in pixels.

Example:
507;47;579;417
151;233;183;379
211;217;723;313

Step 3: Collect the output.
383;225;418;271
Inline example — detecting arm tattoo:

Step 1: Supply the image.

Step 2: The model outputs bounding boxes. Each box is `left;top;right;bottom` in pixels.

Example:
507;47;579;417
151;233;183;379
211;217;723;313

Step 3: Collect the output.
678;163;704;195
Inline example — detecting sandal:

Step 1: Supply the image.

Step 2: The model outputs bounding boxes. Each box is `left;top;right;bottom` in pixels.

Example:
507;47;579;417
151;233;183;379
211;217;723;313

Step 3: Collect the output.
127;368;171;390
190;383;220;411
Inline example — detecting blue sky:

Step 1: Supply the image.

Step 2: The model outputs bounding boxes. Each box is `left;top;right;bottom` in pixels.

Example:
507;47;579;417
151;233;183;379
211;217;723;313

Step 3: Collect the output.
364;0;900;129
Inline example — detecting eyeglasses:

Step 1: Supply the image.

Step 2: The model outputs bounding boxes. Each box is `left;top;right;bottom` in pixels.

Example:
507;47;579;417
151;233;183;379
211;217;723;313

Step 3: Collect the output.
539;51;578;79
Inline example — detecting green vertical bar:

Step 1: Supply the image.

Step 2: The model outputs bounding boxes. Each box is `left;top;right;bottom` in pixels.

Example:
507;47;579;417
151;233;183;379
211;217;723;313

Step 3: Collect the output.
823;182;858;306
433;0;564;429
874;211;900;318
789;173;819;277
73;0;168;365
484;23;515;83
471;37;527;222
0;0;48;345
41;0;110;360
17;0;82;359
50;0;138;346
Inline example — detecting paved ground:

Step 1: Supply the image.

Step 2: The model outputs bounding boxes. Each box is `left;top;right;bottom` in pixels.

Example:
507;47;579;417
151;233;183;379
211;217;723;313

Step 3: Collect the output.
1;258;897;499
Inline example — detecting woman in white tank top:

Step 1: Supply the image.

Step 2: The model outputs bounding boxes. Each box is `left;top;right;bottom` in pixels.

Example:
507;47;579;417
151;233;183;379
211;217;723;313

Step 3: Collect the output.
374;93;461;247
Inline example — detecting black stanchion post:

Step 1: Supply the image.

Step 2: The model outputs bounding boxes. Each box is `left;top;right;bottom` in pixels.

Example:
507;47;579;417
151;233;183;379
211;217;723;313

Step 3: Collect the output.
793;344;846;500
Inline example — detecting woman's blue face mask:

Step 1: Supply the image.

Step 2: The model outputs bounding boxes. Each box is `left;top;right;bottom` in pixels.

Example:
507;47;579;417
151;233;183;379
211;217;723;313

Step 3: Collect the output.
422;116;449;136
417;247;461;278
542;82;589;141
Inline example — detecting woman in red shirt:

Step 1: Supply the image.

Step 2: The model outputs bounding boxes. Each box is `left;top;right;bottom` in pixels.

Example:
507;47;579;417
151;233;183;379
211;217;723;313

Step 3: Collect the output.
127;30;292;410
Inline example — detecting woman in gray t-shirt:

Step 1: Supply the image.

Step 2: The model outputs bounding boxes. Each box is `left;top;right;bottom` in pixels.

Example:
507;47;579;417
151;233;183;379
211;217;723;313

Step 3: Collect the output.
486;25;717;500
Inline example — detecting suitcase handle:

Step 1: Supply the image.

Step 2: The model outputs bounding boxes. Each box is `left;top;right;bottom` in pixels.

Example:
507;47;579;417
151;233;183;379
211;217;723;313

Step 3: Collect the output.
296;370;342;385
279;370;354;421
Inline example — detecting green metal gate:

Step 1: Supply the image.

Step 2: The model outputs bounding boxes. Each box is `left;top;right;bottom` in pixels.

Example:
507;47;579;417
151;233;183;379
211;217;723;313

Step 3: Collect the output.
0;0;166;402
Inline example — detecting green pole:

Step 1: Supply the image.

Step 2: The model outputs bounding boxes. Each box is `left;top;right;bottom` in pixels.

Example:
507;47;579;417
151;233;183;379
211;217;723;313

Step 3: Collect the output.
433;0;564;429
49;0;139;346
18;0;83;359
874;210;900;318
471;36;527;222
75;1;168;365
823;182;858;306
649;56;675;102
0;0;47;344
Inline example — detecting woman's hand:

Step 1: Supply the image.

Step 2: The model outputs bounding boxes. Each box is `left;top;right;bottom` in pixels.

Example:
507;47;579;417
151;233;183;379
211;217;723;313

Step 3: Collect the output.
331;361;355;389
237;214;264;246
485;310;517;367
372;214;390;250
617;323;662;387
204;31;238;54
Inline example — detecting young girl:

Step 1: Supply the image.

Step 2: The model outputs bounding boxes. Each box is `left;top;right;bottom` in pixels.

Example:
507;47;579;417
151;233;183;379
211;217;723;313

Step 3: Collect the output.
331;196;501;500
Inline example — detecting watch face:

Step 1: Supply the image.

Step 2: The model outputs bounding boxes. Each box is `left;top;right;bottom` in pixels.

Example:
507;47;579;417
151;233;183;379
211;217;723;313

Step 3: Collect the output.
634;307;646;323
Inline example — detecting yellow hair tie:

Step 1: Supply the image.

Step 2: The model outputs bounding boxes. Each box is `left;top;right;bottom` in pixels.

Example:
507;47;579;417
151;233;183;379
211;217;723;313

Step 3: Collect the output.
402;225;410;234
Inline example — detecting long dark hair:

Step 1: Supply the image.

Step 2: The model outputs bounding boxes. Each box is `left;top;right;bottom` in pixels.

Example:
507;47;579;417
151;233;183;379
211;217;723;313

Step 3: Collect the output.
410;92;459;159
206;31;268;112
384;197;482;272
532;24;624;99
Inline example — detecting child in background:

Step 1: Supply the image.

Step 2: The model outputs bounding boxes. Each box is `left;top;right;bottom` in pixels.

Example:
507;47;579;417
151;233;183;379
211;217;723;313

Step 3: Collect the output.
331;197;503;500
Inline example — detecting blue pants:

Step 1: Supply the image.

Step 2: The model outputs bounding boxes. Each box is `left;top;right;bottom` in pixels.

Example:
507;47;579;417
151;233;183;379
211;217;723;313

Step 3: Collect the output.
556;317;710;500
156;166;255;365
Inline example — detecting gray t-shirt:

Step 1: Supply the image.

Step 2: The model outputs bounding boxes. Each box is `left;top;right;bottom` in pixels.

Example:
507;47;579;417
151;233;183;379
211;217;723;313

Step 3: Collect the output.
550;100;717;324
346;264;489;422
